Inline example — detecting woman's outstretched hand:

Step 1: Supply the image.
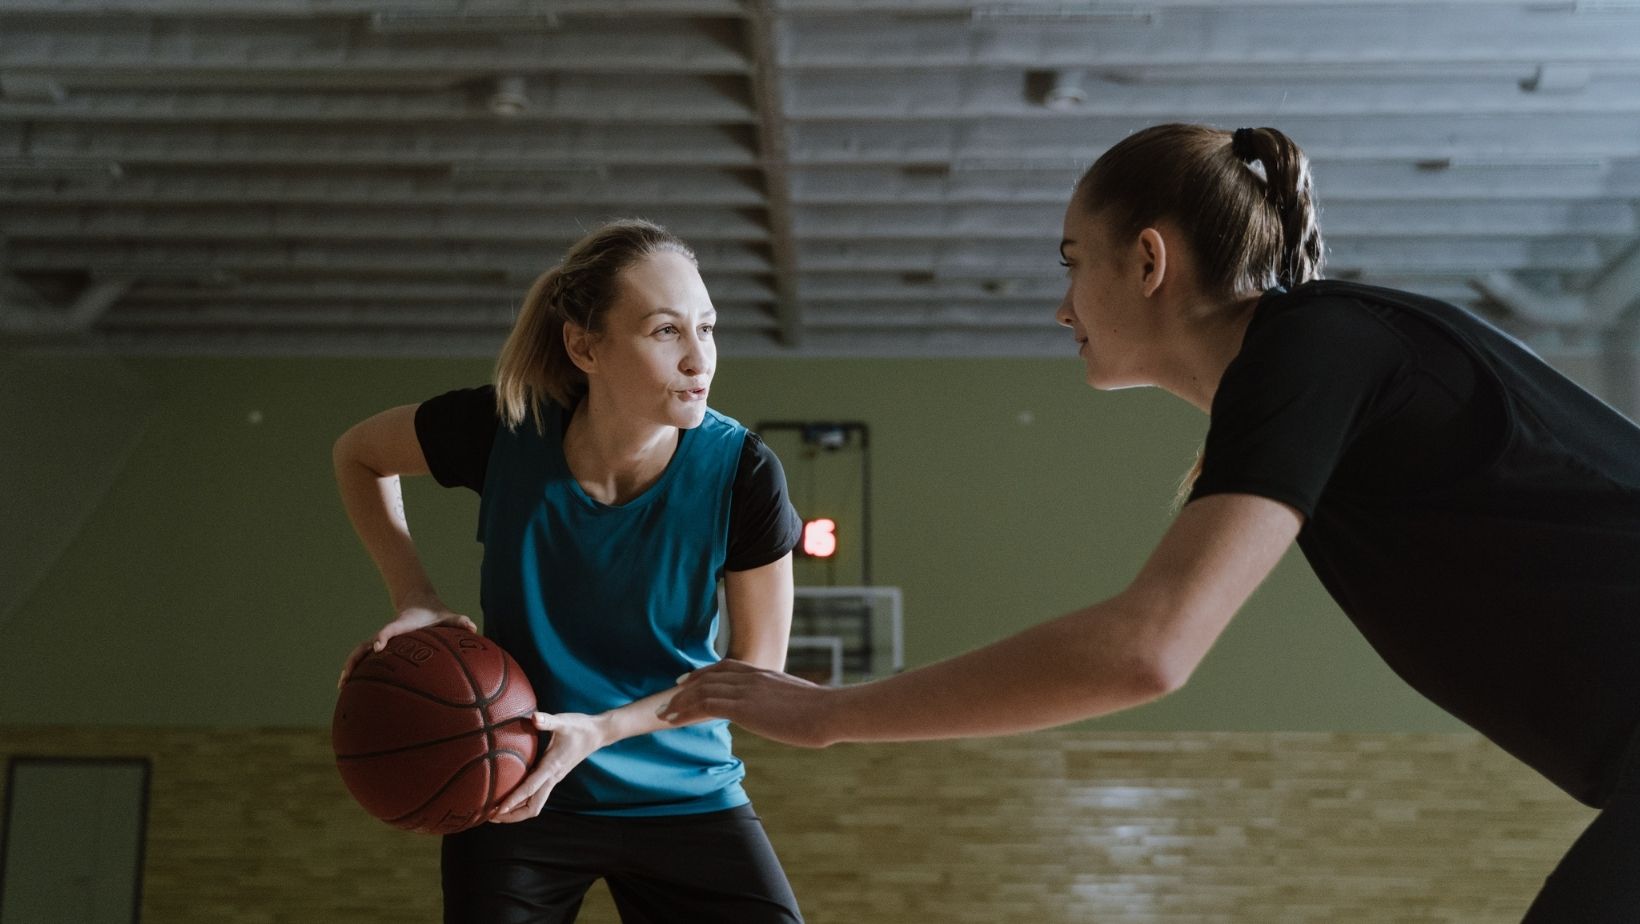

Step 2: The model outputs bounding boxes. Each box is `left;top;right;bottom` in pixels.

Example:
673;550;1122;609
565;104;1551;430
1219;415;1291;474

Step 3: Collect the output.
336;602;478;689
660;660;840;749
490;712;608;823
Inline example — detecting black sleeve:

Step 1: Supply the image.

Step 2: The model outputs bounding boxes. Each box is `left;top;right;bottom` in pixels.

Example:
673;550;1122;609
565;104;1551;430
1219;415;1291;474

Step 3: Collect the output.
413;385;501;495
724;431;804;572
1188;298;1410;517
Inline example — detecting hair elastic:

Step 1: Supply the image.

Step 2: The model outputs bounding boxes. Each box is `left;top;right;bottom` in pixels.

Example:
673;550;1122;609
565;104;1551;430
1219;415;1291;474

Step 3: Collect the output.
1230;127;1259;162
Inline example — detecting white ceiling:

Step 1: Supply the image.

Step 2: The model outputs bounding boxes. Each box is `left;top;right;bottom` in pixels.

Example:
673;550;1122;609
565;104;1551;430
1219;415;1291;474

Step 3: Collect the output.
2;0;1639;358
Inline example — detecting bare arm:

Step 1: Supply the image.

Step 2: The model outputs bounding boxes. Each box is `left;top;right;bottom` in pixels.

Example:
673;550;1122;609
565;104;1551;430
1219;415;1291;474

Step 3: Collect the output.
724;552;795;670
662;493;1302;745
495;553;798;820
332;404;474;684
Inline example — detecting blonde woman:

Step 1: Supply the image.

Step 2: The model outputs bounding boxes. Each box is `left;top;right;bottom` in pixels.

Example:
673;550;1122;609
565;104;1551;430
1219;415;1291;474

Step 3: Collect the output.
335;219;804;923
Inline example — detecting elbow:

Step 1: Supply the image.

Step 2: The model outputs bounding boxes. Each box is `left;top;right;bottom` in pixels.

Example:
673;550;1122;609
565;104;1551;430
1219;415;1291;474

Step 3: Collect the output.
331;426;378;478
1136;649;1193;700
1109;592;1210;703
331;427;357;471
1116;615;1200;702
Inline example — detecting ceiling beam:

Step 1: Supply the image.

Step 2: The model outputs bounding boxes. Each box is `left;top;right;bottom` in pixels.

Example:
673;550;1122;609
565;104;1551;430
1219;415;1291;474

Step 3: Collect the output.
0;20;751;76
0;1;747;17
0;272;131;334
14;123;759;168
787;113;1640;166
785;161;1640;204
744;1;803;347
1587;240;1640;324
11;165;1638;208
7;240;773;275
0;168;767;207
781;0;1640;10
0;79;756;124
788;201;1637;239
4;205;773;242
782;72;1640;121
783;7;1640;69
1469;272;1592;327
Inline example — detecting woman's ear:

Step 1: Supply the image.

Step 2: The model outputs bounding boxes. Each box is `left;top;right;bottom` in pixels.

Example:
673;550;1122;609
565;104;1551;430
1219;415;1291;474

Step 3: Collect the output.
563;322;597;376
1136;227;1169;298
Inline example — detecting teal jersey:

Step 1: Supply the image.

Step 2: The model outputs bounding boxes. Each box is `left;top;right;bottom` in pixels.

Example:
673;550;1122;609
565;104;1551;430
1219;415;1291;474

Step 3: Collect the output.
477;403;748;816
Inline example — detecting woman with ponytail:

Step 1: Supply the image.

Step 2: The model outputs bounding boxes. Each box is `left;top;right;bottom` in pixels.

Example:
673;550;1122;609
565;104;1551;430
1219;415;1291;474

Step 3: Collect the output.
664;124;1640;921
333;219;805;922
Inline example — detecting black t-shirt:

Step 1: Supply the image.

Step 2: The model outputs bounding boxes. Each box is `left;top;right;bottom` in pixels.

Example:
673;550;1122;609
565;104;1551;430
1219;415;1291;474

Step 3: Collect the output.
414;385;801;573
1191;280;1640;808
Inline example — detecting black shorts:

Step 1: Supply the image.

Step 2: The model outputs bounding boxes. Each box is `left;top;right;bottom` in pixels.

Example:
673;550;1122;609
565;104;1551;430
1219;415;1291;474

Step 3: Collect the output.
440;803;803;924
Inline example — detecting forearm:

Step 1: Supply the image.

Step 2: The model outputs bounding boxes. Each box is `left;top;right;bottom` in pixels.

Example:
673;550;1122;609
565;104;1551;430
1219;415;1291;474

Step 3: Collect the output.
598;687;691;743
823;595;1172;744
333;454;441;609
728;634;787;671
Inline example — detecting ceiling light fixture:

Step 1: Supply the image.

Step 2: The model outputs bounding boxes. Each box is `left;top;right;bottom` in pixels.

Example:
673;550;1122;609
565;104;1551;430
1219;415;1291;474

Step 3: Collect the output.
487;76;530;118
1043;69;1088;111
1519;64;1592;93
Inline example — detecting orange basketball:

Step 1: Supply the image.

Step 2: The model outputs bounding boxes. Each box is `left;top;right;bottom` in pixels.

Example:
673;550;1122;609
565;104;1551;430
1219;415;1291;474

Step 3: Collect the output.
332;626;539;834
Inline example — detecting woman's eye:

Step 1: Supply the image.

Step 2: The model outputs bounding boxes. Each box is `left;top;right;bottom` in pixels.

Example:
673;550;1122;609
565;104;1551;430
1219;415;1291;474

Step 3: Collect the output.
700;324;715;335
655;324;678;336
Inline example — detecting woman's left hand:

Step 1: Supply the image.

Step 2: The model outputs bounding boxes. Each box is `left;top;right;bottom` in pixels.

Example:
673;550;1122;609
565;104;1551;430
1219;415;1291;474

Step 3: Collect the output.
490;712;609;823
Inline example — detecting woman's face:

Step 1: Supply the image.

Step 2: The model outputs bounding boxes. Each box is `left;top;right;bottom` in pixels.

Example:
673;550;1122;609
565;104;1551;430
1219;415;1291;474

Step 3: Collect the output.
581;250;717;430
1054;203;1163;391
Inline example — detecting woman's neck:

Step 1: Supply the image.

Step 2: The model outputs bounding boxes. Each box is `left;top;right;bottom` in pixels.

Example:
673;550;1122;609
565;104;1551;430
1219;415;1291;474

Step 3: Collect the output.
562;394;679;505
1151;293;1262;414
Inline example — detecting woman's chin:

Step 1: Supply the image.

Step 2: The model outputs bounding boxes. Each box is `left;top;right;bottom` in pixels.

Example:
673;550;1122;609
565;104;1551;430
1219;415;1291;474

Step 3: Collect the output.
668;404;710;429
1084;366;1148;392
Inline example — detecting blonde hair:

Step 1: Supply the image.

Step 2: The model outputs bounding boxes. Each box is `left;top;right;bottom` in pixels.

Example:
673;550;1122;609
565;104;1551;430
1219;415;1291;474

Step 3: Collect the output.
494;218;696;432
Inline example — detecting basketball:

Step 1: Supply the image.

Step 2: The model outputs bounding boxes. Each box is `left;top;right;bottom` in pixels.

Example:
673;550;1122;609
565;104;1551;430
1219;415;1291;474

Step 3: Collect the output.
332;626;540;835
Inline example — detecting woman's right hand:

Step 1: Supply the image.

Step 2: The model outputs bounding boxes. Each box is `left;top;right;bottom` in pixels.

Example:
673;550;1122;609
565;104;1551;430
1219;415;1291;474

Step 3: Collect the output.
337;602;478;689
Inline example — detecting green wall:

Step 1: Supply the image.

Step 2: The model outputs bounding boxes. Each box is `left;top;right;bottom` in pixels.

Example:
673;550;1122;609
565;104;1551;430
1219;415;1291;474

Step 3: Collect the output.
0;352;1460;732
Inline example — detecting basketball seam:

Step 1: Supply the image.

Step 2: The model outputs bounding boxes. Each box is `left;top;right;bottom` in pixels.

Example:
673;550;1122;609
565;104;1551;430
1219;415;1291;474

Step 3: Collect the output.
424;627;508;819
386;751;507;832
334;715;533;762
339;675;486;709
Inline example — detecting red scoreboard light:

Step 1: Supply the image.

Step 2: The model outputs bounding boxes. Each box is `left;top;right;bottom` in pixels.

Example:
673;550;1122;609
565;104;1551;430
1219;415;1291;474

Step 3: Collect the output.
801;518;837;558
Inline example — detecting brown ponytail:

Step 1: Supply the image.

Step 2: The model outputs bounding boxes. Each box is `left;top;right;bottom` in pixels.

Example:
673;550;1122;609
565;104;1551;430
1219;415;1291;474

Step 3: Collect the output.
494;218;696;433
1077;124;1325;510
1228;126;1324;290
1074;123;1325;301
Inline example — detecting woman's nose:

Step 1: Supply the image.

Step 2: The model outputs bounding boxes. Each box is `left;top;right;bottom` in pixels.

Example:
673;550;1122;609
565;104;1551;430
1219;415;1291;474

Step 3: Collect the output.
680;340;709;376
1054;293;1075;329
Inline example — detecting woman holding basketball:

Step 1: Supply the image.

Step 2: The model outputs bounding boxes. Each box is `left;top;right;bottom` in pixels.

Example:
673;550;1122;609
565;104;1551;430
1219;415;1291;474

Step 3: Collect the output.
663;124;1640;921
334;219;804;923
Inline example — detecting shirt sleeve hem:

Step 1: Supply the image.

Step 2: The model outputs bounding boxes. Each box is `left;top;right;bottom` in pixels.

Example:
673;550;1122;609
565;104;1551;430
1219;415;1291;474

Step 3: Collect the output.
1188;478;1318;520
722;536;800;574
